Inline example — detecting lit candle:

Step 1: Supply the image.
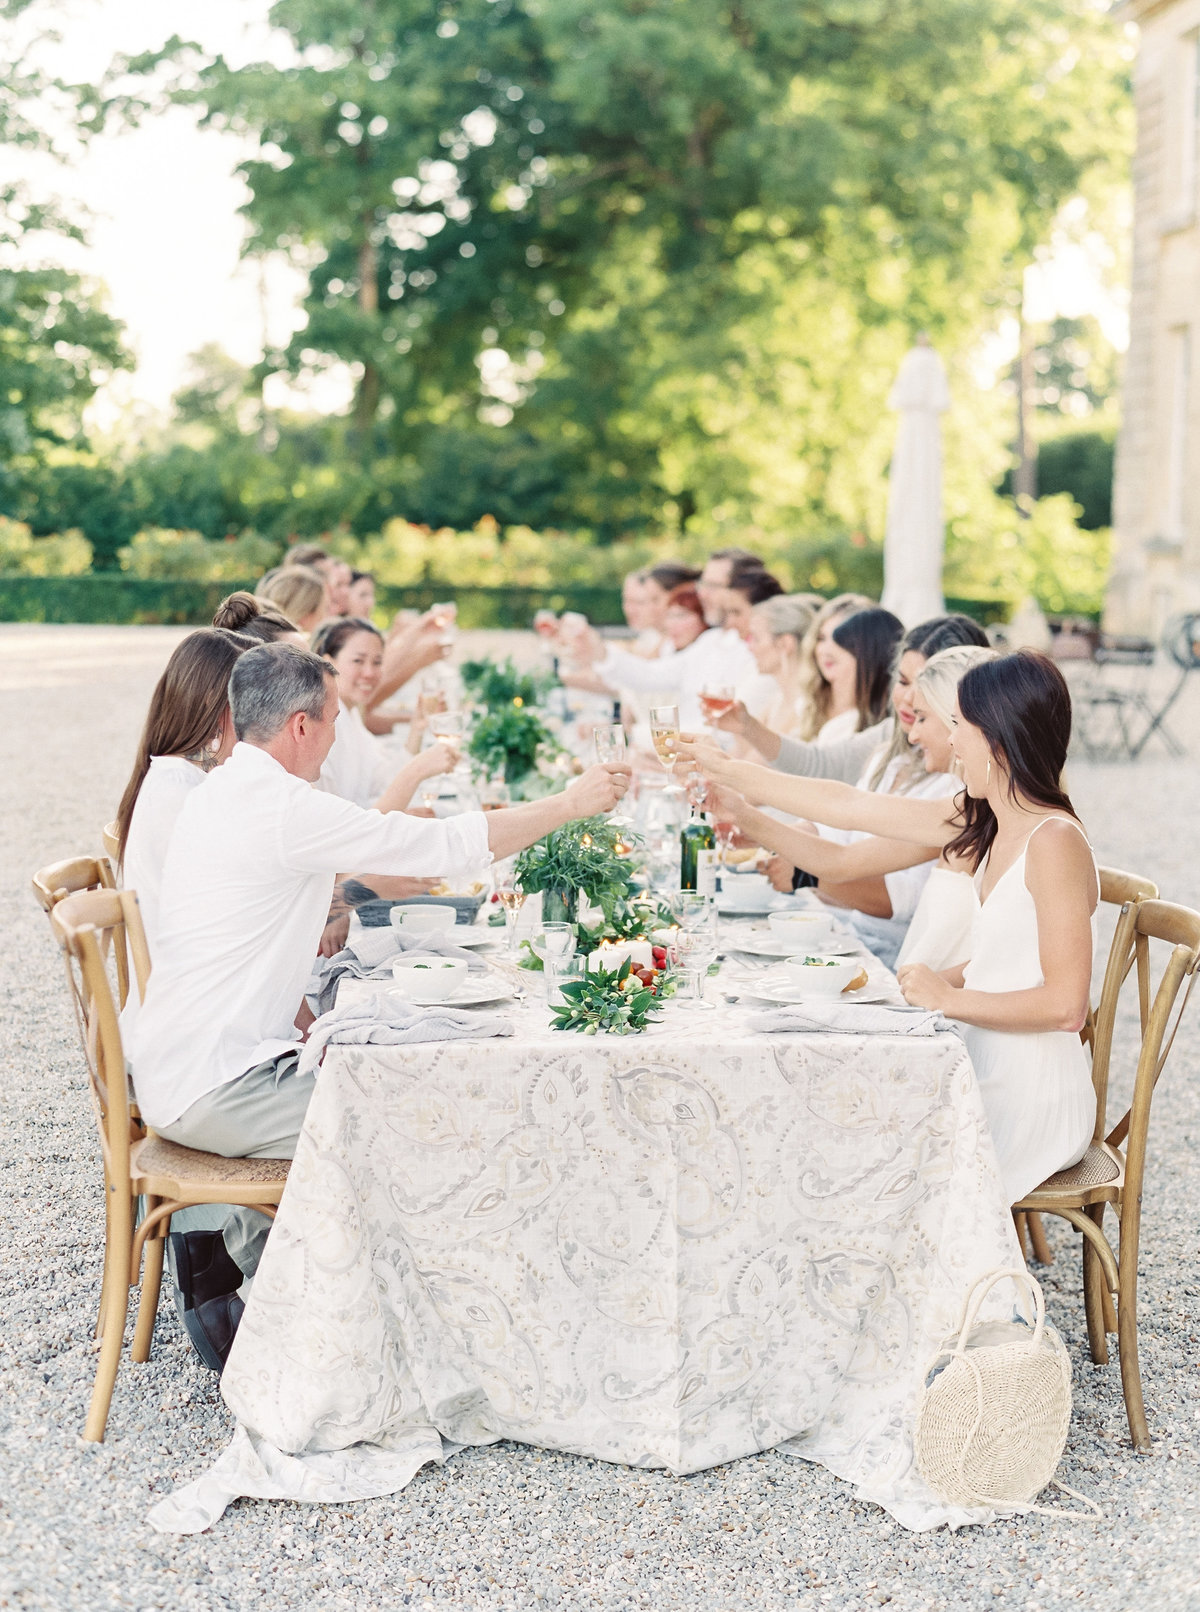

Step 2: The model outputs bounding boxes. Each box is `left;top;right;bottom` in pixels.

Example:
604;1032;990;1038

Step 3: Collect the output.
586;939;653;972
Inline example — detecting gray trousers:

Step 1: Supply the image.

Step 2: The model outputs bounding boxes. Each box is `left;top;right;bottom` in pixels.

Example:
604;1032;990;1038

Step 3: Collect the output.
157;1052;315;1280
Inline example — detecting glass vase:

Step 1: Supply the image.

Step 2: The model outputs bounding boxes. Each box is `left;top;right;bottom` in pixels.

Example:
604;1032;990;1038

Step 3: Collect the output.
540;886;578;927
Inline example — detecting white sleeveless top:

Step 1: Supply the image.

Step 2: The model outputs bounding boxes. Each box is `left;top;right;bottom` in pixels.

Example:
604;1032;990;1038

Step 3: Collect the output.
956;817;1097;1204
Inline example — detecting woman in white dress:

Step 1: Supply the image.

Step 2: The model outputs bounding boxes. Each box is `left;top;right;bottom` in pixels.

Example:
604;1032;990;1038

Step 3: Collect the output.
311;617;457;811
693;650;1096;1204
739;593;823;747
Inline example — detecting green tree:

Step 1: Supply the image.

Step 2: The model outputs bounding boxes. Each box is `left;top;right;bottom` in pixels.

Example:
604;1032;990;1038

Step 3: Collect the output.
102;0;1129;539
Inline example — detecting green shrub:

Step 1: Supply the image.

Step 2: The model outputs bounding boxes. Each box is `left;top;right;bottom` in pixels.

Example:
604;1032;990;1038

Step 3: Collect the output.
0;517;92;575
117;526;280;582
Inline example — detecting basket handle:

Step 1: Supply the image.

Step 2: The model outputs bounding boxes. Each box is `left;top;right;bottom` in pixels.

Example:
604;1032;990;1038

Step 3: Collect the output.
949;1267;1045;1357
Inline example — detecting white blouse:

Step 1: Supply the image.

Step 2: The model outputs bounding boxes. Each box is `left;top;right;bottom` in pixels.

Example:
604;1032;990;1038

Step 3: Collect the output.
122;755;206;955
316;702;391;809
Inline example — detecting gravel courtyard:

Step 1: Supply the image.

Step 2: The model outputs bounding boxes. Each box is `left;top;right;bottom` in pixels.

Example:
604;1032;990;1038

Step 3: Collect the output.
2;623;1199;1612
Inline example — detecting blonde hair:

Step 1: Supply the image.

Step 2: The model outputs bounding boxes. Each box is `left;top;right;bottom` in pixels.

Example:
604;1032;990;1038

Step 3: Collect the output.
255;564;327;627
754;592;823;643
795;592;874;740
915;644;1000;727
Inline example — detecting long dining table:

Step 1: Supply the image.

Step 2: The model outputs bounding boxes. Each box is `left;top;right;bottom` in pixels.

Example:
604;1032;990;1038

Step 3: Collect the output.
150;912;1024;1534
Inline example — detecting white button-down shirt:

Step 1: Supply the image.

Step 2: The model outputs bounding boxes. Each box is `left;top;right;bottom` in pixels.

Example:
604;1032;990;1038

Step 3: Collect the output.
598;628;757;732
129;742;491;1129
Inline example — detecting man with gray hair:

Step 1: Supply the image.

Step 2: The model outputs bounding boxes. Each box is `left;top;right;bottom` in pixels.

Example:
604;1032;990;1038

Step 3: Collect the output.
129;643;630;1368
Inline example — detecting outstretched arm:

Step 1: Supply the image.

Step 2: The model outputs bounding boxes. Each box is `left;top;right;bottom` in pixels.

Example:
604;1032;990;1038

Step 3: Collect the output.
690;740;965;845
724;793;936;882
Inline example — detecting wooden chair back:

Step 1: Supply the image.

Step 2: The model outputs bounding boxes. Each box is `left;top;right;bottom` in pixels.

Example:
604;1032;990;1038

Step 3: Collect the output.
49;890;151;1195
1084;867;1159;1141
102;821;121;867
32;856;133;1010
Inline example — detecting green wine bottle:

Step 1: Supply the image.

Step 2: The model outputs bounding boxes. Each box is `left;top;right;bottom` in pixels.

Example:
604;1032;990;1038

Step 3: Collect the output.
680;809;717;896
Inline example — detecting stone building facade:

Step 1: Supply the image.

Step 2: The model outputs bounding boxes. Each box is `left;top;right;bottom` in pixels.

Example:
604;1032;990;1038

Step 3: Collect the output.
1107;0;1200;634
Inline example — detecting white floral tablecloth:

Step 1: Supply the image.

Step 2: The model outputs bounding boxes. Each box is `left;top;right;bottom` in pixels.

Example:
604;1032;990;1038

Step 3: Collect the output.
150;933;1022;1533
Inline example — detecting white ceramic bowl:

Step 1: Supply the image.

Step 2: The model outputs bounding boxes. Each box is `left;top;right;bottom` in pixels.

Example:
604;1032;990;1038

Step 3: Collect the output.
389;903;459;936
718;872;773;911
778;955;863;999
391;954;468;1003
767;909;836;944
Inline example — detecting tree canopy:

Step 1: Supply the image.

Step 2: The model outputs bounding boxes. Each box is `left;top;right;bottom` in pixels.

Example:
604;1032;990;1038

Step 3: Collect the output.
99;0;1128;537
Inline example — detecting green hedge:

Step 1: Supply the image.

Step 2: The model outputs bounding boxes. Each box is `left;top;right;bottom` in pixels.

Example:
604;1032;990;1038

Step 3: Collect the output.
0;574;626;628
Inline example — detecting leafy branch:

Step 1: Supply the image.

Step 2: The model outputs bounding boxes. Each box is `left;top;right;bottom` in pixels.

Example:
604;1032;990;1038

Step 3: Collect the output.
549;957;662;1036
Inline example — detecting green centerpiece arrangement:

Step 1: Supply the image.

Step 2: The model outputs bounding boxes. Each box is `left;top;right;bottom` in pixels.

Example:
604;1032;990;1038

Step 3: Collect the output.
549;957;662;1036
459;656;563;795
514;816;659;931
459;656;557;711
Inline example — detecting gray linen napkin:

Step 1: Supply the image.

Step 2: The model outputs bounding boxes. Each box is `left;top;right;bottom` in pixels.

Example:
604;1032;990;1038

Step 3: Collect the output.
306;927;484;1015
744;1002;952;1037
298;991;514;1076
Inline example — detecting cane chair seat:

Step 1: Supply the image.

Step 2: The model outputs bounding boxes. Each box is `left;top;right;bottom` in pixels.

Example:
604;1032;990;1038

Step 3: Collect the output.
1021;1142;1123;1204
132;1135;292;1197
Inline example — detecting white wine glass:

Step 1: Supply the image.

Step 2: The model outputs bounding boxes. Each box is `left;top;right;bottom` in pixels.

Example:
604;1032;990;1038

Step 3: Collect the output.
648;703;681;791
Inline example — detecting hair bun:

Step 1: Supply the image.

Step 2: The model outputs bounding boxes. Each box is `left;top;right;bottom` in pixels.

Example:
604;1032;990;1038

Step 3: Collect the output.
212;591;261;631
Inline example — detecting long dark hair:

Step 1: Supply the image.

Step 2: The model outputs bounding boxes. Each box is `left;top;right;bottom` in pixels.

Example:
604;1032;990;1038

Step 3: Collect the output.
831;607;904;729
945;650;1078;871
115;628;255;862
310;615;383;660
900;612;990;659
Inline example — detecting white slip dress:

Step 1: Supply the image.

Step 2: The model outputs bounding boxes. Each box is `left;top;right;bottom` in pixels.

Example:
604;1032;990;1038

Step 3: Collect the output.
956;817;1097;1205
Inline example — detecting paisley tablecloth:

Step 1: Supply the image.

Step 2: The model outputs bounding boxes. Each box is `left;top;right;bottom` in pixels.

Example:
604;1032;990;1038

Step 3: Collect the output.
150;942;1022;1533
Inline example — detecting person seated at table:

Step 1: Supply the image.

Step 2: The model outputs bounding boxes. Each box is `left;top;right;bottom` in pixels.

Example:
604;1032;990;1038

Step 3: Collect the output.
736;592;823;749
696;546;763;629
311;617;458;812
714;564;785;642
255;565;329;634
129;641;631;1367
714;611;991;782
287;543;353;616
691;649;1097;1207
212;591;307;646
114;628;255;965
361;608;455;735
346;569;376;618
705;645;995;969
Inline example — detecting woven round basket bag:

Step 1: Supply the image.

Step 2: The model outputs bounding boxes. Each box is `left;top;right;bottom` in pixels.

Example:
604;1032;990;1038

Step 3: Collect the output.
914;1267;1073;1511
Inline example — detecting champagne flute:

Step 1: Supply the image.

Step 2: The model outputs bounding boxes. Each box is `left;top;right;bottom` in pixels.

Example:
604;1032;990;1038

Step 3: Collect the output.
593;724;627;765
494;870;526;953
648;704;681;782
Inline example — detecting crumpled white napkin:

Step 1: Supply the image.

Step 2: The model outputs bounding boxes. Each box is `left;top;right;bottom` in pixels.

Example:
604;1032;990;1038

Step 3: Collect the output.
298;990;514;1075
306;926;484;1015
744;1002;953;1037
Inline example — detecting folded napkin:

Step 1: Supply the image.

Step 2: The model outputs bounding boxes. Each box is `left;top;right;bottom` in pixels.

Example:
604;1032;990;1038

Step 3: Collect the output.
298;991;514;1076
744;1002;953;1037
306;927;484;1015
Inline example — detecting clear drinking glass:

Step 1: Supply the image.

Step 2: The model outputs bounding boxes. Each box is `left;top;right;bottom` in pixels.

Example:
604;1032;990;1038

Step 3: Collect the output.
529;923;576;999
648;704;681;778
593;724;627;765
673;926;718;1010
494;871;526;953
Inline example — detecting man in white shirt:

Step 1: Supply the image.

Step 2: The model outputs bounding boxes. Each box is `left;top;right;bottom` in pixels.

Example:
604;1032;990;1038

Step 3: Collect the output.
133;642;628;1366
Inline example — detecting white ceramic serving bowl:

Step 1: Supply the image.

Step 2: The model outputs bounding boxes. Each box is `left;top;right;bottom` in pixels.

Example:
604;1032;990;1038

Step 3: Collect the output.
778;955;863;998
389;902;459;936
766;908;836;944
718;872;773;911
391;954;469;1003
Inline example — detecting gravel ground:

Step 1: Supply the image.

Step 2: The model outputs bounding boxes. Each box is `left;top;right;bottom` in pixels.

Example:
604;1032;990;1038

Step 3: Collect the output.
2;623;1199;1612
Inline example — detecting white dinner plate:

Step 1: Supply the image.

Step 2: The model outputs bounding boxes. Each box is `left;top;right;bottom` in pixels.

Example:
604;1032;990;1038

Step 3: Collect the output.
735;980;896;1008
726;933;860;960
444;928;501;949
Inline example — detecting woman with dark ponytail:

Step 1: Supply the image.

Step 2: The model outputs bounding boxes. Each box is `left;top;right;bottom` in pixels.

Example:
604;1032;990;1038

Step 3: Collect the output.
690;650;1097;1203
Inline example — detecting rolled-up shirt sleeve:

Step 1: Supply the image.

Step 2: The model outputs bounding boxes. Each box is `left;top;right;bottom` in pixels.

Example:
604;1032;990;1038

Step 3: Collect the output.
280;788;492;879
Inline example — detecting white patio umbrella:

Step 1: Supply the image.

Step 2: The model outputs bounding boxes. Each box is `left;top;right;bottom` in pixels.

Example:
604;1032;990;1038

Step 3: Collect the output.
881;336;951;626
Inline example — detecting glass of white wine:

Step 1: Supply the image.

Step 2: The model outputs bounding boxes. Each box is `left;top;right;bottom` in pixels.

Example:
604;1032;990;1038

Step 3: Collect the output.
494;870;526;953
648;703;681;778
593;724;627;765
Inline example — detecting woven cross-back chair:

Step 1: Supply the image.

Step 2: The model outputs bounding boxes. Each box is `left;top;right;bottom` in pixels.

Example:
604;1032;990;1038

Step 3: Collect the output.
1014;895;1200;1450
48;889;291;1443
32;855;134;1010
1014;866;1158;1268
101;820;121;867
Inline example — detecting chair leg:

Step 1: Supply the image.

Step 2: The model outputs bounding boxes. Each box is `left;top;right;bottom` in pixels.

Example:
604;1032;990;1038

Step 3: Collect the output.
1026;1212;1054;1266
131;1222;164;1365
1082;1204;1109;1365
1116;1207;1150;1452
1012;1211;1029;1262
84;1197;134;1443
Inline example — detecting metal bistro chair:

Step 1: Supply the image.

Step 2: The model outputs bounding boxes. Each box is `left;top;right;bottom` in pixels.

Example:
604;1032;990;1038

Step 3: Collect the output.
48;889;290;1443
1072;613;1200;762
1014;895;1200;1450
